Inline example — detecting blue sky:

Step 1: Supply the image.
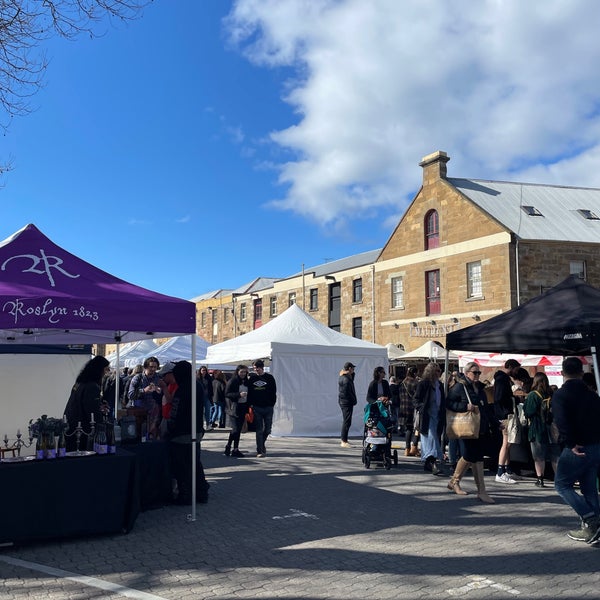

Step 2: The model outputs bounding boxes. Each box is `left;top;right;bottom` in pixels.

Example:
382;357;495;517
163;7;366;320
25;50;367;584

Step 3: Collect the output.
2;0;600;300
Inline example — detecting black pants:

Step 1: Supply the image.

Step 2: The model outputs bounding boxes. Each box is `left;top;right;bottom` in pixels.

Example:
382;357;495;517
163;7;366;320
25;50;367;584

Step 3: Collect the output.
340;404;354;442
169;442;209;503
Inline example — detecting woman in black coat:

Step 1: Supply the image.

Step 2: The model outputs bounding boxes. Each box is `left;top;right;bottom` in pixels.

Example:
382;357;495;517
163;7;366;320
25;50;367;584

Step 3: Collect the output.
366;366;391;404
224;365;250;457
446;361;501;503
64;355;110;451
413;362;446;475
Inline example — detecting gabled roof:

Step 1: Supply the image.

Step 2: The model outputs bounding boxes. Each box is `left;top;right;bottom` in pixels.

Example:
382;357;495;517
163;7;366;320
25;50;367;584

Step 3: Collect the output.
286;248;382;279
232;277;280;295
450;178;600;243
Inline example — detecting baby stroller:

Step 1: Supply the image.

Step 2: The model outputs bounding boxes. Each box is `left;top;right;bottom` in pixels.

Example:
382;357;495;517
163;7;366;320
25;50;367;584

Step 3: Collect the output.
362;399;398;470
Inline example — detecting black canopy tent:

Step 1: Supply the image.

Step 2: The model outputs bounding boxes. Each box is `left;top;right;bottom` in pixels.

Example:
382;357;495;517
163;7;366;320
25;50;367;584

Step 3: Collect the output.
445;276;600;390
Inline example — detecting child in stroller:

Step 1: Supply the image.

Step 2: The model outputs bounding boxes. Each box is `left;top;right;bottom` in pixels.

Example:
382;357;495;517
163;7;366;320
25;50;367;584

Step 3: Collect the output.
362;397;398;469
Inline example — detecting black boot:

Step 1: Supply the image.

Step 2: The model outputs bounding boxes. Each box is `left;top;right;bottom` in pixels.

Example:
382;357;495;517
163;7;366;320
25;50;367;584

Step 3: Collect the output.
224;444;231;456
424;456;434;472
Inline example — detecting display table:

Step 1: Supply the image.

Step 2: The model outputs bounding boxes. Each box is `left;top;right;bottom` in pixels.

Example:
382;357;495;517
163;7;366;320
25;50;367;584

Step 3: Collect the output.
122;440;173;510
0;449;140;546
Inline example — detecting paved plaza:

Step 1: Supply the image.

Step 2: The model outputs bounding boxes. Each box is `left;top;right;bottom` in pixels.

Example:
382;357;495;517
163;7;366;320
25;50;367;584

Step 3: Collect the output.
1;431;599;599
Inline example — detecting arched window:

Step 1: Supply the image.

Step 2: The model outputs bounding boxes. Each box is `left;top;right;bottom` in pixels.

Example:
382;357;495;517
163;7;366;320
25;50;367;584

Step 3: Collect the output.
424;210;439;250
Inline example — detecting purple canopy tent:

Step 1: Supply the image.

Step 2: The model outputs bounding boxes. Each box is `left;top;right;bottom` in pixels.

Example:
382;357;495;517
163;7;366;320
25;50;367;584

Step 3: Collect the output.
0;224;201;520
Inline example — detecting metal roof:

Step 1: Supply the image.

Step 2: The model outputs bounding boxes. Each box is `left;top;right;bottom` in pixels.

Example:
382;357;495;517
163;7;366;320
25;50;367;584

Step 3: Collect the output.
450;178;600;242
286;248;382;280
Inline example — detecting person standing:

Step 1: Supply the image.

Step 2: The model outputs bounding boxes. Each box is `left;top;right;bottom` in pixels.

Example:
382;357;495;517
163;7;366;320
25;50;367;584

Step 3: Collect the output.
338;362;357;448
127;356;163;440
400;367;420;457
197;366;214;429
553;357;600;545
211;370;227;428
224;365;250;457
161;361;209;505
413;362;446;476
366;366;391;405
493;358;521;484
64;355;110;452
248;359;277;458
446;362;500;503
523;372;560;488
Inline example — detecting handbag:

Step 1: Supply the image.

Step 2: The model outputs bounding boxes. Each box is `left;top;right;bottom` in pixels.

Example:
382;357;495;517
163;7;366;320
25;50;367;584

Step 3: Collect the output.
446;384;480;439
507;399;523;444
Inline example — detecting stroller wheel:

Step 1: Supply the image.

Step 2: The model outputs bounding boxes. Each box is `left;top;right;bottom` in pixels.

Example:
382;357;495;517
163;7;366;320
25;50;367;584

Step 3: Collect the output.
361;448;366;464
365;455;371;469
393;449;398;465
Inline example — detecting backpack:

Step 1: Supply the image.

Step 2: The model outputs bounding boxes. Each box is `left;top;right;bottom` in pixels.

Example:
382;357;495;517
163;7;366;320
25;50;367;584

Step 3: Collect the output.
540;394;553;426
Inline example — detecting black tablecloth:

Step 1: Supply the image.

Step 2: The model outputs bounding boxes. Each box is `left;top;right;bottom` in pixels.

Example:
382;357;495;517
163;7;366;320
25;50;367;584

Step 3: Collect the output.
0;449;140;545
121;441;173;510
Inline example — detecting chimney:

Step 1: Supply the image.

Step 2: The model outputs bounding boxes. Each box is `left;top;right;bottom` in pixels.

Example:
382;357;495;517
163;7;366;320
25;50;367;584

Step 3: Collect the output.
419;150;449;186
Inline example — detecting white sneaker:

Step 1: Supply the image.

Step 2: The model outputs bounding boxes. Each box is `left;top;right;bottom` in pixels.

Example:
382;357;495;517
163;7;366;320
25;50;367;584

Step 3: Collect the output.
340;441;352;448
495;472;516;484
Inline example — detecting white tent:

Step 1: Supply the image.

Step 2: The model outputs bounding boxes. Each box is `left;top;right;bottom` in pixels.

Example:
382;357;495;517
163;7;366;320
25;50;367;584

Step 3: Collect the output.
206;304;389;437
386;343;406;361
152;335;233;371
106;339;159;368
401;340;459;361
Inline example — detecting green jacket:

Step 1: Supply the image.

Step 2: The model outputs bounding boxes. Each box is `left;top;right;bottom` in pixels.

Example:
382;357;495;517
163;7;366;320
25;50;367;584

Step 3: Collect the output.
523;390;548;443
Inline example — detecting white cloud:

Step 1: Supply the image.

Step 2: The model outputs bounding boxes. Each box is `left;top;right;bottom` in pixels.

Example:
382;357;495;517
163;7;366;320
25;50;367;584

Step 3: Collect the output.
225;0;600;225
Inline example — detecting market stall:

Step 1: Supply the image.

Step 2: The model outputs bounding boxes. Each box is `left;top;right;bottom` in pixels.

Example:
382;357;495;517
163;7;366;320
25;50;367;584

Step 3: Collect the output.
0;224;198;542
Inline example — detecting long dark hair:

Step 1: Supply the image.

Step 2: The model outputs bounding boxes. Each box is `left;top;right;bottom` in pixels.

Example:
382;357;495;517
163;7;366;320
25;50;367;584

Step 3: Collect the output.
76;356;109;385
531;372;552;397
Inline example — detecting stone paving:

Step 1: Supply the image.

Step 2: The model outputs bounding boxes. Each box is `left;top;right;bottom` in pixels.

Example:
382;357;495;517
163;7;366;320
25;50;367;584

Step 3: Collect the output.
1;430;599;599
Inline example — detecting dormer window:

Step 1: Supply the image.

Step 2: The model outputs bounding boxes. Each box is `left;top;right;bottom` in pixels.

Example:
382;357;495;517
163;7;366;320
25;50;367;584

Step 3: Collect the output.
424;209;439;250
577;209;600;220
521;205;543;216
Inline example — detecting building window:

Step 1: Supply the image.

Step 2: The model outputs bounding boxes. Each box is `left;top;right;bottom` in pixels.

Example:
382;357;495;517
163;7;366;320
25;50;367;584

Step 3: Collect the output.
254;299;262;322
522;205;544;217
426;269;441;315
288;292;296;306
467;261;483;298
309;288;318;310
270;296;277;317
577;209;600;220
352;317;363;339
570;260;586;280
391;276;403;308
352;278;363;303
240;302;247;321
224;306;229;324
424;209;440;250
212;309;217;325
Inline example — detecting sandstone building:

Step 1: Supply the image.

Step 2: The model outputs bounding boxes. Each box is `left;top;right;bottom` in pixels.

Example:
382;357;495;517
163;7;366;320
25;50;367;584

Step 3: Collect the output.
195;150;600;352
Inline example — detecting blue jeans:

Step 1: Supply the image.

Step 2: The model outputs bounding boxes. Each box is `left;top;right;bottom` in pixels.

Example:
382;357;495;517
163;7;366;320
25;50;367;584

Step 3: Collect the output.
203;397;213;428
252;405;274;453
554;443;600;520
209;403;222;426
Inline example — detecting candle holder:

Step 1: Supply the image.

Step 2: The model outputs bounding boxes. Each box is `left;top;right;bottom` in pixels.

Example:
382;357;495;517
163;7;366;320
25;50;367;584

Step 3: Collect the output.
65;421;96;456
2;430;34;457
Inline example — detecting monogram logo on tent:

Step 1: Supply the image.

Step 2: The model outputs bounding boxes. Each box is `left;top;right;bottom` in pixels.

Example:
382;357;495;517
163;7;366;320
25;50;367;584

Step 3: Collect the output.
1;249;80;288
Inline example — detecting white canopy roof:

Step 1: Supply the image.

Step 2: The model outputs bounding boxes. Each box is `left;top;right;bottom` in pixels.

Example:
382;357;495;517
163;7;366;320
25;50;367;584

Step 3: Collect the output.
152;334;233;371
401;340;459;361
106;339;159;367
206;303;387;364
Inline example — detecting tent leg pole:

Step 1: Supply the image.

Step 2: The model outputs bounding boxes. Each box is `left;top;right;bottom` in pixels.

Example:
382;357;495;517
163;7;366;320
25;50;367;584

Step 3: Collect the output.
591;346;600;393
190;334;197;522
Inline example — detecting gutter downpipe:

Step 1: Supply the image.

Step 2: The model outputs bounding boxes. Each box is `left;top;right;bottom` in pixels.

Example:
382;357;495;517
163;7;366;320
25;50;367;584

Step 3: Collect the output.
371;265;376;343
515;236;521;307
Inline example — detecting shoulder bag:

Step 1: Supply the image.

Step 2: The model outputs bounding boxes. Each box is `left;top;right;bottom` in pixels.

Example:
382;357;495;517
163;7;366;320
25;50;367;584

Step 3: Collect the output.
506;398;523;444
446;383;480;439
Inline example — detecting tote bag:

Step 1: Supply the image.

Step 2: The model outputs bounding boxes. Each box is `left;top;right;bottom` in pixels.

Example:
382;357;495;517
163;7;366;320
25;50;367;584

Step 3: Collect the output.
446;384;480;440
507;399;523;444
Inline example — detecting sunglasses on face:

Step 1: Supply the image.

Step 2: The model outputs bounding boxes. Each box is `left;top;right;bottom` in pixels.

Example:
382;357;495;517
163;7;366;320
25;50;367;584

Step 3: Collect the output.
469;370;482;375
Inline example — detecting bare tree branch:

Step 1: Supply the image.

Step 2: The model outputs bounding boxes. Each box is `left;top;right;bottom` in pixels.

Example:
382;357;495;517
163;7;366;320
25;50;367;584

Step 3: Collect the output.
0;0;150;127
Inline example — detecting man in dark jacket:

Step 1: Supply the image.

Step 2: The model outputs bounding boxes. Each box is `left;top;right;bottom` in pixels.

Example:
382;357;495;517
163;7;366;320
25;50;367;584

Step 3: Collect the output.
553;357;600;545
338;362;357;448
161;361;209;505
493;358;521;484
248;359;277;458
